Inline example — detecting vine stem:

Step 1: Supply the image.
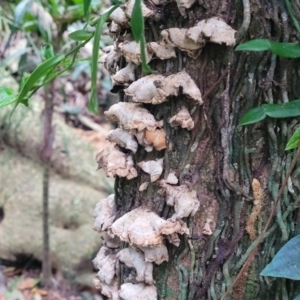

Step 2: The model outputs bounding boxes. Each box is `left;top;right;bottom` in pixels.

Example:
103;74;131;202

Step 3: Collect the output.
221;141;300;300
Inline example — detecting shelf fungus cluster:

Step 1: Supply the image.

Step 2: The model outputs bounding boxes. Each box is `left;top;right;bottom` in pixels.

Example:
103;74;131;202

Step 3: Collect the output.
92;2;236;297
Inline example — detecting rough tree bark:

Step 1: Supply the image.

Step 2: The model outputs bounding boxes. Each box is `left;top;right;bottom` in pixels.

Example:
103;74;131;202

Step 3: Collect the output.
95;0;300;299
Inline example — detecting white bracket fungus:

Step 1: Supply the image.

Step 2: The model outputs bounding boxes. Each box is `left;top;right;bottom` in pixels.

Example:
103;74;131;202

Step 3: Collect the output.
202;218;214;235
144;129;167;151
186;17;236;46
139;182;150;191
96;144;138;180
117;248;154;284
111;63;136;87
125;71;203;105
105;102;163;133
107;128;138;153
108;6;129;27
169;107;195;130
93;277;120;300
138;243;169;265
165;171;178;185
111;207;189;247
100;44;121;72
119;41;153;65
137;158;164;182
124;0;154;19
161;28;204;58
176;0;197;16
93;246;118;285
159;181;200;220
148;41;176;60
93;194;116;232
119;283;157;300
103;231;121;249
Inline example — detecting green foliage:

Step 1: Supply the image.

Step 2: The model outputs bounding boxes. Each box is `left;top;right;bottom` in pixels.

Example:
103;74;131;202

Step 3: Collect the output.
285;127;300;150
0;87;17;109
69;29;94;41
261;235;300;280
238;100;300;126
83;0;92;19
236;39;300;58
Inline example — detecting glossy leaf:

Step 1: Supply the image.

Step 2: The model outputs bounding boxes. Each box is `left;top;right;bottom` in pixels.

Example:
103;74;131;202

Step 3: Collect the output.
236;39;271;52
69;29;94;41
15;55;65;108
131;0;143;42
239;99;300;126
238;107;266;126
41;43;55;60
83;0;92;19
286;127;300;150
89;5;119;114
261;235;300;279
236;39;300;58
0;87;17;108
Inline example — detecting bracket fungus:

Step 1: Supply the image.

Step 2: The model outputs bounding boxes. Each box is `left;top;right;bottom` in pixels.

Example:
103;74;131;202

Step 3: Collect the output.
176;0;197;16
119;41;153;65
108;6;128;27
169;107;194;130
102;231;121;249
159;181;200;220
202;218;214;235
125;71;202;105
93;194;116;232
93;246;118;285
165;171;179;185
111;207;189;247
111;63;136;87
96;144;138;180
138;243;169;264
107;128;138;153
105;102;163;133
117;248;154;284
137;158;164;182
93;277;120;300
161;28;204;58
100;44;121;72
119;283;157;300
124;0;154;19
186;17;236;46
148;41;176;60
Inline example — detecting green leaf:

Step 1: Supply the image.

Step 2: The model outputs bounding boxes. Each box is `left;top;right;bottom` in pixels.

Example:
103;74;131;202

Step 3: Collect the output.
263;99;300;118
236;39;271;52
236;39;300;58
238;107;266;126
69;29;94;41
0;87;17;108
83;0;92;19
261;235;300;279
88;4;119;114
41;43;55;60
14;55;65;109
14;0;32;25
140;35;152;73
286;127;300;150
131;0;143;42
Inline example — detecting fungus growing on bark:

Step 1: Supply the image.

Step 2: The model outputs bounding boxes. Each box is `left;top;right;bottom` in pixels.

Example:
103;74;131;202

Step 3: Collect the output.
138;243;169;264
166;171;178;185
169;107;194;130
111;207;189;247
93;246;118;285
124;0;154;19
159;181;200;220
93;194;116;232
125;71;202;104
107;128;138;153
96;144;138;179
102;231;121;249
144;129;167;151
119;283;157;300
148;41;176;60
202;218;214;235
105;102;163;133
117;248;154;284
108;6;128;27
93;277;120;300
119;41;153;65
161;28;204;58
139;182;150;191
137;158;164;182
175;0;197;16
111;63;136;87
100;44;120;72
186;17;236;46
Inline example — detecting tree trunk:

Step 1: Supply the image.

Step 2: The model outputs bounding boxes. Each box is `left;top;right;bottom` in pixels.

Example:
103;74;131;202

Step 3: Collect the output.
96;0;300;299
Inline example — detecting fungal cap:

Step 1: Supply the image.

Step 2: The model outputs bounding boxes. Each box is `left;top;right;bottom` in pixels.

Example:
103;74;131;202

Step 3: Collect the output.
111;63;136;86
119;41;153;65
93;194;116;232
148;41;176;60
137;158;164;182
107;128;138;153
93;277;120;300
169;107;195;130
144;129;166;151
138;243;169;264
119;283;157;300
